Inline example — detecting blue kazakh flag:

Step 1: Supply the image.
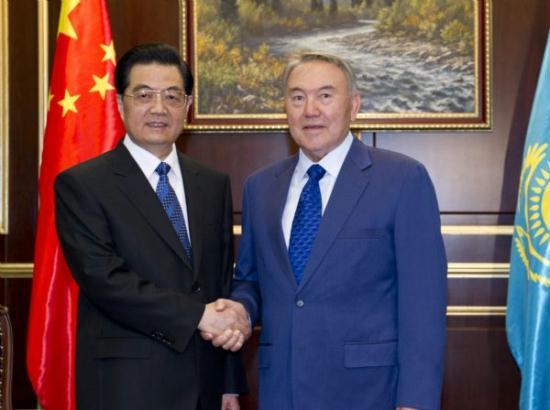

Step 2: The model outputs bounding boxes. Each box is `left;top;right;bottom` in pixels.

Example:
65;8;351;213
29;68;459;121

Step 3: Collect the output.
507;32;550;410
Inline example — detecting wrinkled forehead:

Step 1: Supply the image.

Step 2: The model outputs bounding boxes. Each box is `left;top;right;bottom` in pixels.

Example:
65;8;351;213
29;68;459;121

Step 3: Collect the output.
128;63;184;89
285;61;349;93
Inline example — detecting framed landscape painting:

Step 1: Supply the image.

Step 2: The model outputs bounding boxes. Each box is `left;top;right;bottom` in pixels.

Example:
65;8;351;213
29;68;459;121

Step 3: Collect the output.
180;0;491;130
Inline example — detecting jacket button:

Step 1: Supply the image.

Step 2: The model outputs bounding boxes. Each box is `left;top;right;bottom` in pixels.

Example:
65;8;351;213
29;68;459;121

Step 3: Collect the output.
296;300;304;308
191;282;201;293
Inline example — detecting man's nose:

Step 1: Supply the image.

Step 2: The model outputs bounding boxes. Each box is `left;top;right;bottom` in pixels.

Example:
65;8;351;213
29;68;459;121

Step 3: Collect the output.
304;98;320;116
150;92;168;113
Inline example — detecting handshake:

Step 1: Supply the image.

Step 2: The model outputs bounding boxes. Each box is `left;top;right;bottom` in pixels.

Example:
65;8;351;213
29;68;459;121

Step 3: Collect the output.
198;299;252;352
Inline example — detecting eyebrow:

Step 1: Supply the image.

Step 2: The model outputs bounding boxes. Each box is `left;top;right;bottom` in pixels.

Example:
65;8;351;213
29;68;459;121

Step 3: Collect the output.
130;84;183;92
288;85;336;93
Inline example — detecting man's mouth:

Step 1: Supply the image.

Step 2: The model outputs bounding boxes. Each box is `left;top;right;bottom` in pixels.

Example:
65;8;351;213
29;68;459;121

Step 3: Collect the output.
146;121;168;129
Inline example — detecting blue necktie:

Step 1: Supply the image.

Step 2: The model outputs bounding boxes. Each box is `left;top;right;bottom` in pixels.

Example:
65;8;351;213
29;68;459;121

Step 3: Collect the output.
288;164;326;284
155;162;193;264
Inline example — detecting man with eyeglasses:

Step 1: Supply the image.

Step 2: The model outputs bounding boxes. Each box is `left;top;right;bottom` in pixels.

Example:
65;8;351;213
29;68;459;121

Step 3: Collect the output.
54;43;248;410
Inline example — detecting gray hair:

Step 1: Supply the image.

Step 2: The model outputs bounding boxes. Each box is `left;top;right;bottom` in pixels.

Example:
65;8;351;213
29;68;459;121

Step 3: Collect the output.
282;51;358;94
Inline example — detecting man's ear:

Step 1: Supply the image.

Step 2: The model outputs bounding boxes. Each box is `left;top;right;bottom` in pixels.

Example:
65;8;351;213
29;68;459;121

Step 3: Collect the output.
185;94;193;115
350;92;361;122
116;95;125;121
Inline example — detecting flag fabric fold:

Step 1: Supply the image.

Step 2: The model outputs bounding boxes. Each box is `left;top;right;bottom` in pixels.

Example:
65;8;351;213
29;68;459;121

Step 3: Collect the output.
507;31;550;410
27;1;124;408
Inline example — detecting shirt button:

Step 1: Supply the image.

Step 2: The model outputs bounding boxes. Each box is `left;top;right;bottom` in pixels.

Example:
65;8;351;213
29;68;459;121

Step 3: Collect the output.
296;300;304;308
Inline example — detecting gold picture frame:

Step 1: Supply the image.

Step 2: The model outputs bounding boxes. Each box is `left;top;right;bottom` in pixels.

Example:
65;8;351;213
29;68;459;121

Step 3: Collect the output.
180;0;492;131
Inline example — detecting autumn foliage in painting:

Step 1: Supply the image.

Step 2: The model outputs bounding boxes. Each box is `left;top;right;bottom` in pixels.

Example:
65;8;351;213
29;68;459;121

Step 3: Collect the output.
197;0;285;114
377;0;474;54
196;0;359;114
196;0;474;115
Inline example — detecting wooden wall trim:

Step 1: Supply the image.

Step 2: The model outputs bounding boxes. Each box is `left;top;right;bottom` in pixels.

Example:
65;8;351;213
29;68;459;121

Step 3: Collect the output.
1;0;9;234
233;225;514;236
0;262;510;279
442;225;513;235
448;262;509;278
0;263;33;279
447;306;506;316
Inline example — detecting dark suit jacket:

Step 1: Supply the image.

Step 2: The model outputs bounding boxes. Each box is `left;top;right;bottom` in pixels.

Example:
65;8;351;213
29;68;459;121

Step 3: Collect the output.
232;139;447;410
55;142;246;410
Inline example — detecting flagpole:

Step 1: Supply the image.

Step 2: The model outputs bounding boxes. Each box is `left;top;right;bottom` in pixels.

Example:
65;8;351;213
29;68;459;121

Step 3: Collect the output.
37;0;49;169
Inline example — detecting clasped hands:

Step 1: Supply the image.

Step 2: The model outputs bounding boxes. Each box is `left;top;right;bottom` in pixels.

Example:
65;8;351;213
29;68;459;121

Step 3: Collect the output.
198;299;251;352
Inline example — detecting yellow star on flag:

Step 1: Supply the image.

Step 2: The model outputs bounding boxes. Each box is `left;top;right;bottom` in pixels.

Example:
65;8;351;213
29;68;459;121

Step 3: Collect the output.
58;0;81;39
90;73;115;100
58;89;80;117
101;41;116;65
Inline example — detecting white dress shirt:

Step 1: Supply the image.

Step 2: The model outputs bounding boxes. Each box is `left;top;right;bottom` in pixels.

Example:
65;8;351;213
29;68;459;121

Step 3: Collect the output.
123;135;192;245
281;133;354;247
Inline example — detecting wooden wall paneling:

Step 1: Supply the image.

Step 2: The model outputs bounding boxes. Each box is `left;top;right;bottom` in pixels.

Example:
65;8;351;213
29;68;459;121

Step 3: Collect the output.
7;0;39;407
107;0;180;58
375;130;518;213
6;280;33;408
47;1;59;70
443;233;511;263
7;0;39;258
496;0;550;228
442;317;520;410
441;214;514;265
448;277;508;306
181;132;296;209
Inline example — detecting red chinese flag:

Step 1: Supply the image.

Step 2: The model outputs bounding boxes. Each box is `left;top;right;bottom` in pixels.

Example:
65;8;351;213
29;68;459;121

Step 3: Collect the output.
27;1;124;409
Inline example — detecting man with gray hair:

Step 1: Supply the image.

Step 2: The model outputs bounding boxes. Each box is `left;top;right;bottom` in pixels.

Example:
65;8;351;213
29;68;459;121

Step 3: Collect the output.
214;51;447;409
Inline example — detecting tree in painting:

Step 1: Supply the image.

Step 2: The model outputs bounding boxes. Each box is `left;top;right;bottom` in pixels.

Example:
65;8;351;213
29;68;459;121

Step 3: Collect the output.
195;0;476;115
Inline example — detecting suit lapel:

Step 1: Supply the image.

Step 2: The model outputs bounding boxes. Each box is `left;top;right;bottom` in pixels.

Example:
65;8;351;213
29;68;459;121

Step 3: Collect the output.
110;143;192;269
298;139;372;290
179;153;204;279
270;156;298;288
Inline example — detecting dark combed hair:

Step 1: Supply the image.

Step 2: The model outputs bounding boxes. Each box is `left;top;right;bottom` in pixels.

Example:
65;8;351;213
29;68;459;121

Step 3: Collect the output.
114;43;194;95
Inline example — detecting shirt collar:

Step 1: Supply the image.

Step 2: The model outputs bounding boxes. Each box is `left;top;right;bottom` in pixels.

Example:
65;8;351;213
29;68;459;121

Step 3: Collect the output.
123;135;181;180
295;132;354;180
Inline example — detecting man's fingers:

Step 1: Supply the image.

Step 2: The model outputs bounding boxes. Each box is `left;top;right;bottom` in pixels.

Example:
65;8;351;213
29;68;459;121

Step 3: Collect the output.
228;332;245;352
206;327;246;351
200;331;214;340
233;317;252;340
222;329;243;351
212;328;233;347
214;298;227;311
222;394;240;410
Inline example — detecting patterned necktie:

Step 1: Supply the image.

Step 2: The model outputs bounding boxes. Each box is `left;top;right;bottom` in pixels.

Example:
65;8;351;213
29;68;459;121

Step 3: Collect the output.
288;164;326;284
155;162;193;264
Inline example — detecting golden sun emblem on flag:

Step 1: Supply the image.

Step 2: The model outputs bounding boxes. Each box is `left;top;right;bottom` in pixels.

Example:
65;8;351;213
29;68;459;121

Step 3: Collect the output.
527;156;550;245
514;142;550;287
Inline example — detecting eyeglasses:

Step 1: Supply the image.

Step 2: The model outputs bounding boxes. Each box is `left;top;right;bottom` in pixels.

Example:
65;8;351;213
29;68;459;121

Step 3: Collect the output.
123;88;188;108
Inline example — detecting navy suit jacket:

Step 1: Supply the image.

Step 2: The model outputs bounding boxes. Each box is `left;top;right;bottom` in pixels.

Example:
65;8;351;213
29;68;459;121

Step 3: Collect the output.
232;139;447;410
